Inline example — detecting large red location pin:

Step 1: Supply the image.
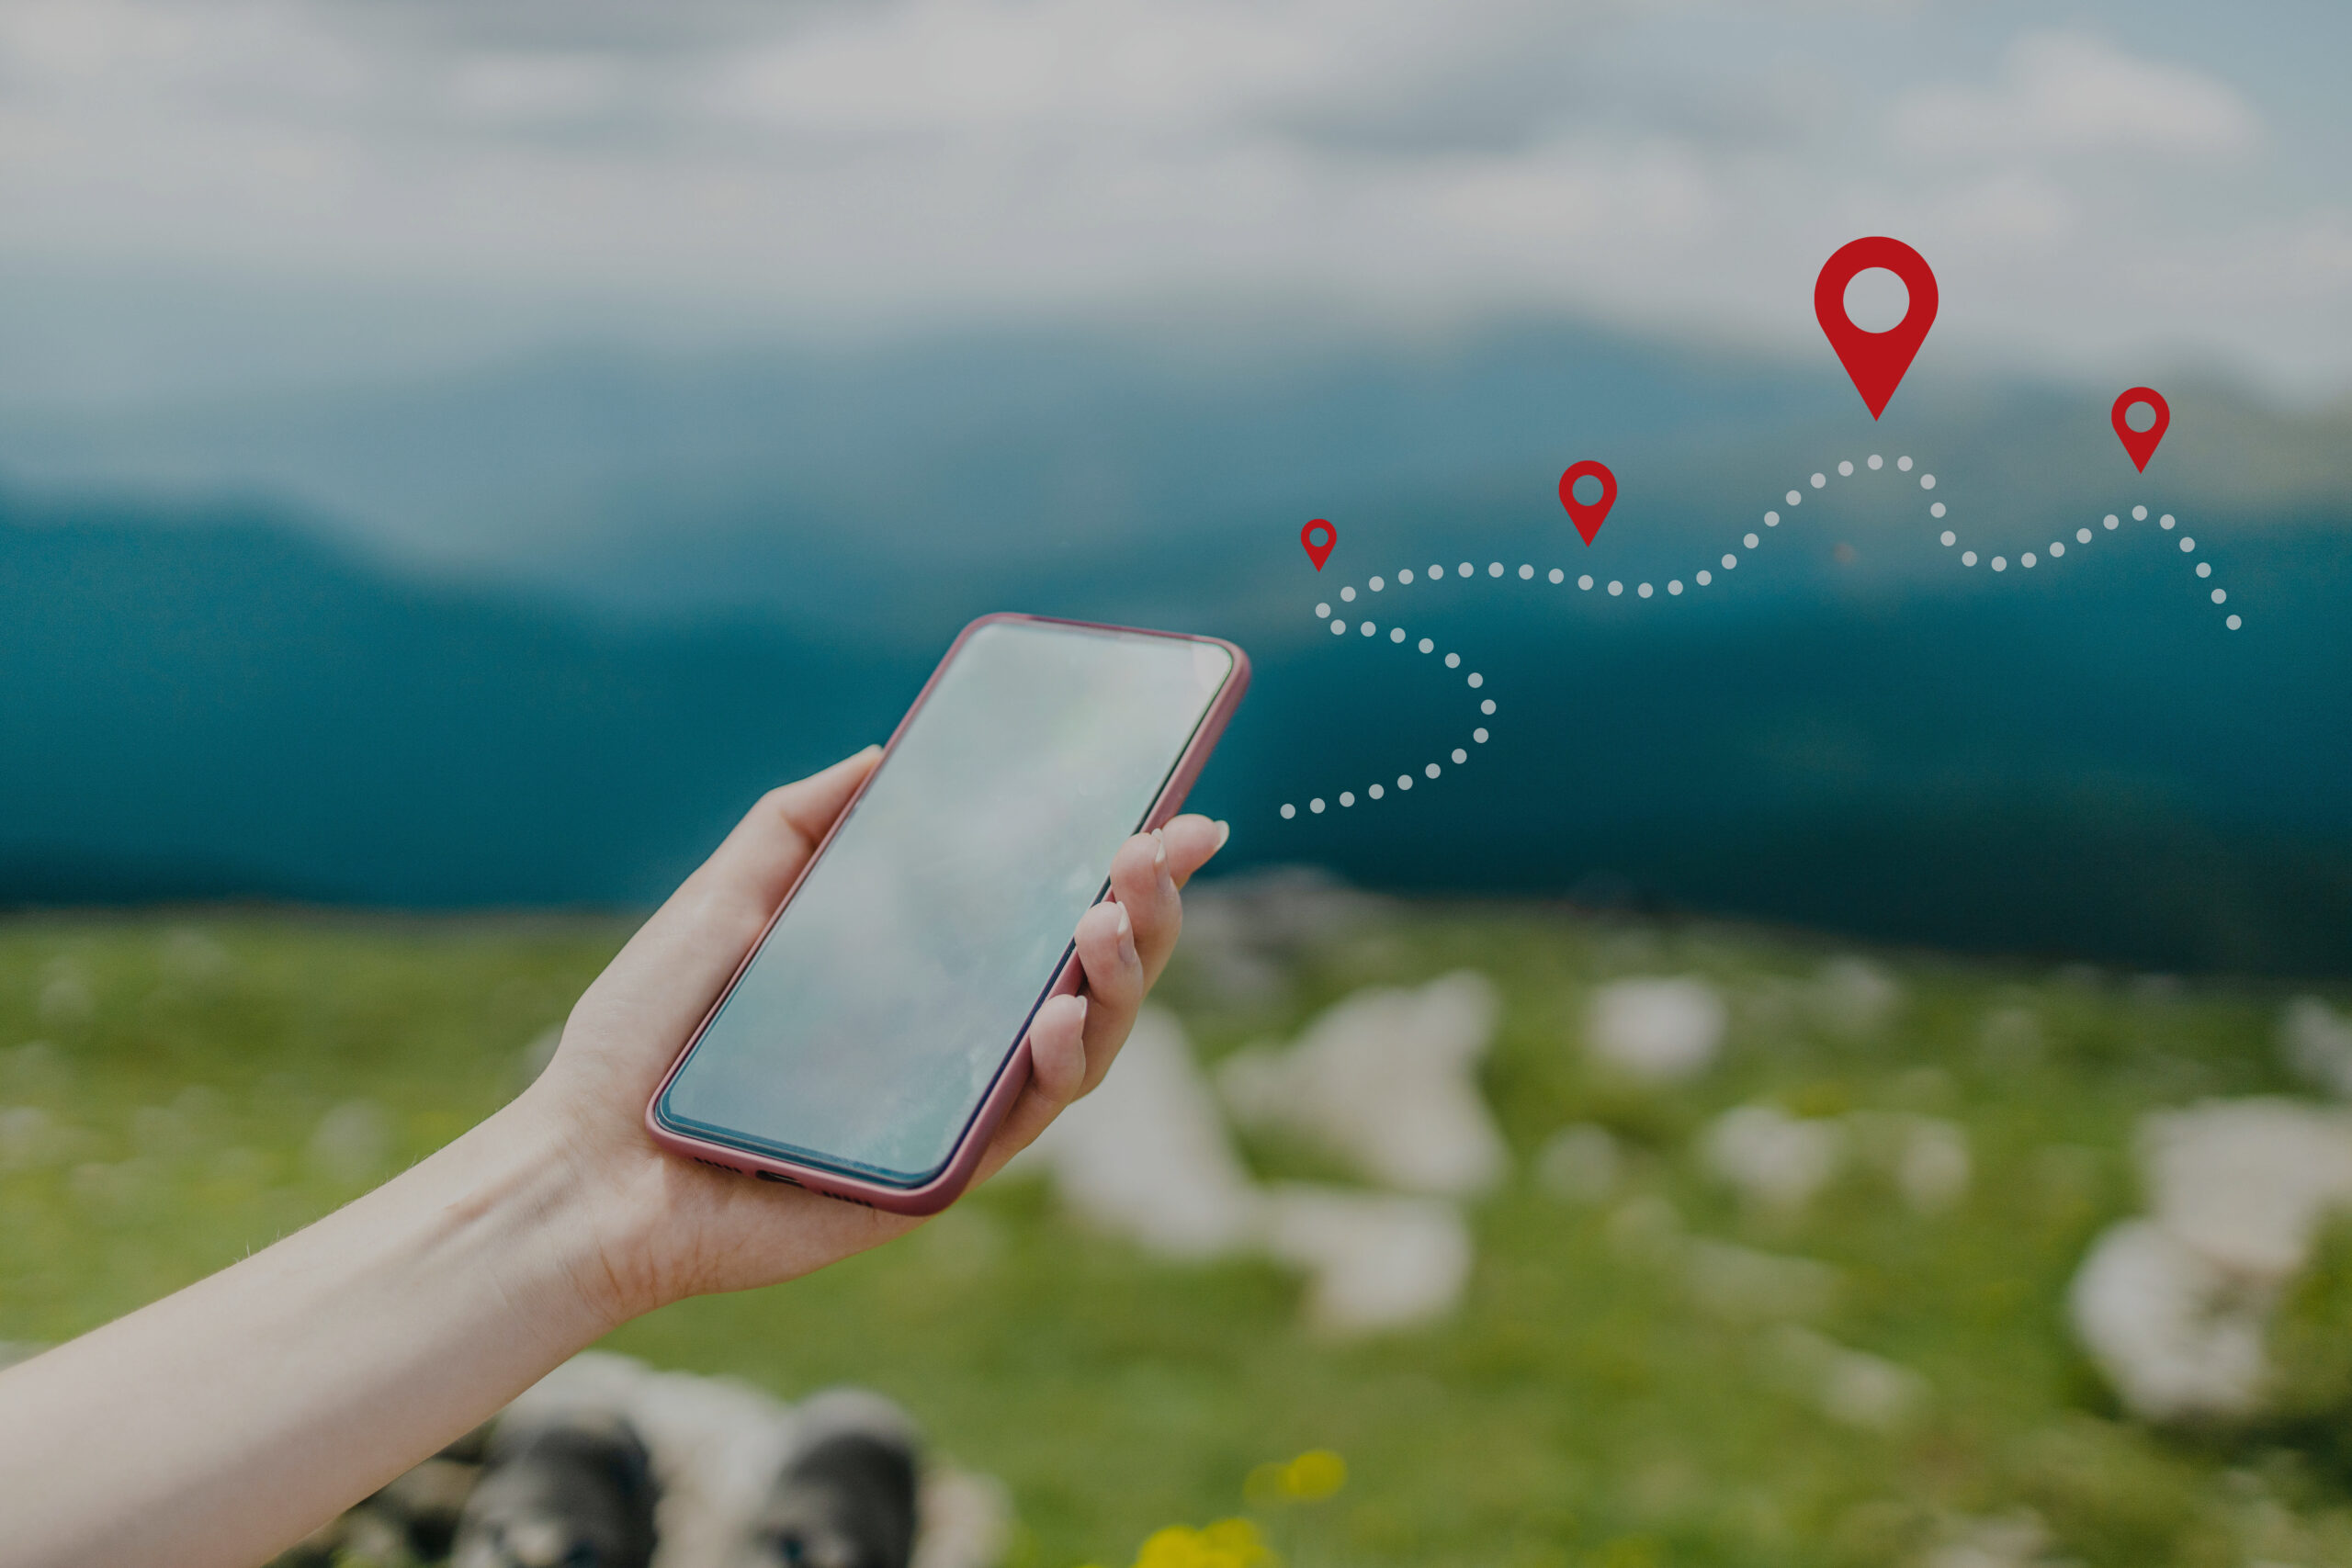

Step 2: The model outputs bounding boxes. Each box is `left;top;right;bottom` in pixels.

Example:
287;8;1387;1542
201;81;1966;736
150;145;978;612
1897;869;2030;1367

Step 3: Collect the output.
1301;518;1336;570
2111;387;2170;472
1815;236;1939;419
1557;460;1617;545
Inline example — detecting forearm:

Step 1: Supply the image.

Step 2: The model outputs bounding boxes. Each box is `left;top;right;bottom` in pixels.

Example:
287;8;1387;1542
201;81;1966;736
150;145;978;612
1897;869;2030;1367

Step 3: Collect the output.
0;1093;621;1568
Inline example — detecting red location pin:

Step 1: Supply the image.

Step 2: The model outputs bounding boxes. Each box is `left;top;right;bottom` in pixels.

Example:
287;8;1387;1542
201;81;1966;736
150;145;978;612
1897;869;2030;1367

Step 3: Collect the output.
1815;236;1939;419
1557;460;1617;545
1301;518;1336;570
2111;387;2170;472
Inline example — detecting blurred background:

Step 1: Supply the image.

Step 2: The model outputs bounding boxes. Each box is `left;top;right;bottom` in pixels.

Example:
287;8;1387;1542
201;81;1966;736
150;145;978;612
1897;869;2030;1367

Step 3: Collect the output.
5;3;2352;1565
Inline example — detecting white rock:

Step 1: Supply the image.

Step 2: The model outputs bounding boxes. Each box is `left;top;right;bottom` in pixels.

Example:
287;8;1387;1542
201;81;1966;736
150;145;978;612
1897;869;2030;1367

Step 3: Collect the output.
1766;1325;1928;1431
1685;1239;1840;1322
1216;972;1507;1198
1702;1104;1845;1214
2142;1098;2352;1282
1811;957;1901;1041
1013;1007;1260;1259
1924;1511;2058;1568
1851;1111;1972;1215
2068;1218;2269;1422
1585;976;1727;1082
2281;996;2352;1099
1536;1123;1622;1203
308;1099;394;1187
1258;1184;1474;1334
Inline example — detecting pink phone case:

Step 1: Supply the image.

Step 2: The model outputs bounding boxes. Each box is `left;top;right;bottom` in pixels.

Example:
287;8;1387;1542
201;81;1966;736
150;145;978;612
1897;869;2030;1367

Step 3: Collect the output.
644;612;1251;1215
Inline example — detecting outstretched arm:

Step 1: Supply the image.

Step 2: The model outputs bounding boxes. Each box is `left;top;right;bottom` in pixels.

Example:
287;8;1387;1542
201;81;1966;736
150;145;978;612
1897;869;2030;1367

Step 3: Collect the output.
0;748;1227;1568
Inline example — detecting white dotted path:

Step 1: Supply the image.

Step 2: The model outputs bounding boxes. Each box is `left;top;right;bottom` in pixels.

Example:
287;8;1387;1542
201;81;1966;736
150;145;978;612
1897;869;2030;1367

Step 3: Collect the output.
1280;453;2239;822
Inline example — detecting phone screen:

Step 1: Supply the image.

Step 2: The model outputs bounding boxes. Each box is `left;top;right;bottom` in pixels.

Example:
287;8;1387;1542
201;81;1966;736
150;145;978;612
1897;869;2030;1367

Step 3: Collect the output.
657;619;1236;1187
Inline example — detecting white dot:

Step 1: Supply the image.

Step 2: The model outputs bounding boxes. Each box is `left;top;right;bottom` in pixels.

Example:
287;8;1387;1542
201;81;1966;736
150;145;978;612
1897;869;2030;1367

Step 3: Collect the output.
1425;763;1441;779
1369;784;1384;799
1930;502;1946;518
1361;621;1376;636
1578;575;1594;591
1340;586;1355;602
1419;637;1435;653
2051;542;2064;557
1445;652;1461;668
1722;554;1737;570
1430;563;1445;579
1310;798;1325;814
1765;511;1780;526
1339;792;1354;807
2133;505;2147;521
1316;602;1330;617
1398;569;1414;584
1638;582;1654;598
2022;552;2037;568
1550;568;1565;583
1390;626;1406;643
1668;581;1684;595
1897;456;1913;471
1838;460;1854;477
2104;514;2119;530
1940;531;1956;547
1786;490;1802;505
1488;561;1504;577
1608;581;1623;595
1369;576;1385;592
1518;563;1534;580
2196;562;2211;578
1868;454;1883;469
1992;556;2007;571
1458;561;1474;578
1452;748;1467;764
2179;537;2196;554
1481;698;1496;715
2161;514;2176;528
1696;570;1713;585
1920;474;1936;491
1474;728;1489;742
2077;528;2093;544
1281;803;1295;819
2227;615;2242;630
1962;551;1977;567
1397;774;1412;790
1330;620;1346;636
2211;588;2227;604
1744;532;1759;548
1467;671;1485;688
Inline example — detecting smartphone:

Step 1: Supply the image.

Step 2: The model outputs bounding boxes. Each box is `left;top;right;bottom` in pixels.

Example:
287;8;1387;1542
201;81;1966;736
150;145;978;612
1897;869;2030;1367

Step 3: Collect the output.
646;613;1250;1214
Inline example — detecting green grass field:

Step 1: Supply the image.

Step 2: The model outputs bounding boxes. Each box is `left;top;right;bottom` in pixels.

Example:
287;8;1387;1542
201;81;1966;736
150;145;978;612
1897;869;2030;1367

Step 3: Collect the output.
4;907;2348;1567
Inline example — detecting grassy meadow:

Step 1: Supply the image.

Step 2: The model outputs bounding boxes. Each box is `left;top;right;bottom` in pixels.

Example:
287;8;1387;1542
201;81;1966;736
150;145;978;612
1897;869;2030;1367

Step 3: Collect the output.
3;905;2348;1567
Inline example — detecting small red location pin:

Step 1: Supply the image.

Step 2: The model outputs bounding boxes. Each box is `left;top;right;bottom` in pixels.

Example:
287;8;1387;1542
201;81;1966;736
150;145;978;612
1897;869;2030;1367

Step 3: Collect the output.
2111;387;2170;472
1557;460;1617;545
1815;236;1939;419
1301;518;1336;570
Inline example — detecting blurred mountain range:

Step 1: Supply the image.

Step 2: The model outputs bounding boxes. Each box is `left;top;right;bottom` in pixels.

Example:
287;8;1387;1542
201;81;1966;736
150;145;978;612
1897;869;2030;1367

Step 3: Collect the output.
3;321;2346;972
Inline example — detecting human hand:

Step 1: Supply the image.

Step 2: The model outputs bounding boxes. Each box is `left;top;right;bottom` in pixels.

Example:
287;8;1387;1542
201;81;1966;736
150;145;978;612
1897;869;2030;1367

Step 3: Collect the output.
515;747;1227;1324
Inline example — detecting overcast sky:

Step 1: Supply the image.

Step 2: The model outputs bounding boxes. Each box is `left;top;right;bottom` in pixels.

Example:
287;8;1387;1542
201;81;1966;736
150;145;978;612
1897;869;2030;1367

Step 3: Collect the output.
1;0;2346;403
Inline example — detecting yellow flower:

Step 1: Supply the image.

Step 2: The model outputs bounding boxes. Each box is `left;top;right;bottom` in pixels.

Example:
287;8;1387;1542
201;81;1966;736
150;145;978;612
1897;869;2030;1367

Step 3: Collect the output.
1281;1450;1346;1502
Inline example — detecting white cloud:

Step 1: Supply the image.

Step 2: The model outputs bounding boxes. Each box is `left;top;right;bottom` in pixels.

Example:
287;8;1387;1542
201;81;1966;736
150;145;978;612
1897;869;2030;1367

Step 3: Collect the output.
0;2;2342;396
1893;30;2262;159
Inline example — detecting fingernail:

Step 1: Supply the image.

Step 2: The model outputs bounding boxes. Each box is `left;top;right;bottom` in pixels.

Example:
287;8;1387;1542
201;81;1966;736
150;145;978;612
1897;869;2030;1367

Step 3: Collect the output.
1213;819;1231;852
1072;995;1089;1028
1151;829;1167;868
1114;901;1136;965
